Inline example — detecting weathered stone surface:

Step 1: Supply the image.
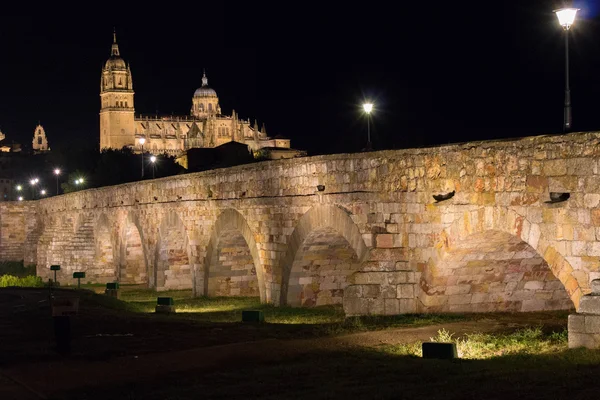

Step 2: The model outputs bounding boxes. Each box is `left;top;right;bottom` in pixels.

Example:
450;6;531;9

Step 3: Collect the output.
578;295;600;314
568;332;600;349
591;279;600;294
568;314;585;333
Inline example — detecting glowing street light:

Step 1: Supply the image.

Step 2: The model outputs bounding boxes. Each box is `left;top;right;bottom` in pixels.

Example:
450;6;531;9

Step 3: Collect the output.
16;185;22;191
150;155;157;179
139;137;146;178
362;102;374;151
29;178;39;200
554;7;579;132
54;168;61;196
18;196;23;201
40;189;46;196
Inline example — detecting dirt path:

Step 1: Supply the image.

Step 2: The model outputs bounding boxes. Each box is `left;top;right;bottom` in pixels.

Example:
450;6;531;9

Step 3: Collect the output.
1;317;555;398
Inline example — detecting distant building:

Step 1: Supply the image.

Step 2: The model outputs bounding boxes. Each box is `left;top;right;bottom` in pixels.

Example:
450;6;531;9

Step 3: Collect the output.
99;31;305;159
32;124;50;153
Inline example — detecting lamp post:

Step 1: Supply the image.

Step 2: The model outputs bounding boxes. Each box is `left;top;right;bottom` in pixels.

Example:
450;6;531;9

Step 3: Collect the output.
150;155;157;179
15;185;22;201
362;103;374;151
139;137;146;178
554;7;579;132
54;168;61;196
29;178;39;200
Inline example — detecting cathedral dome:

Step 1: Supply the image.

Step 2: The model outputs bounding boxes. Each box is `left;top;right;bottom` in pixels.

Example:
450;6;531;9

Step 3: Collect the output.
194;86;217;97
193;72;217;97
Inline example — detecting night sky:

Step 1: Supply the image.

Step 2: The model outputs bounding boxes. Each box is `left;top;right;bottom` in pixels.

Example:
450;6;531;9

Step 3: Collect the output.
1;1;600;156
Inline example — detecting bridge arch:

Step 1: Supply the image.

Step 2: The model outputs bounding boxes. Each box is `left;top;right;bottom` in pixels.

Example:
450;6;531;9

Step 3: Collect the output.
422;206;582;311
203;209;264;301
119;212;148;285
155;210;192;290
280;204;368;307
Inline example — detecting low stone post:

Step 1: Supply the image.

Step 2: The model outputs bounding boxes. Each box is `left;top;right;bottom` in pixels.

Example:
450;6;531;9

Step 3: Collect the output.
155;297;176;313
104;282;120;299
569;279;600;348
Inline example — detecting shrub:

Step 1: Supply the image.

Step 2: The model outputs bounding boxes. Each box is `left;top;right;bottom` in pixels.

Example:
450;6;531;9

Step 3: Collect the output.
0;275;43;288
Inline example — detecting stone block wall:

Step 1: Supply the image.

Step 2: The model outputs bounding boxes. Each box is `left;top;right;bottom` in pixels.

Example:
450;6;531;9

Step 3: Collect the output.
344;271;417;316
0;202;36;262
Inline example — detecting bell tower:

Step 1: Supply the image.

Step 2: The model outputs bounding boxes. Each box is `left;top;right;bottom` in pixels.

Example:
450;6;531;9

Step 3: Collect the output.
100;29;135;150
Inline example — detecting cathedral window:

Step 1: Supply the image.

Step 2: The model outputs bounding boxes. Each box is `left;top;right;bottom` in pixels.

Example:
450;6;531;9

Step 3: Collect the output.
125;101;128;108
37;137;42;145
199;104;204;112
208;104;213;111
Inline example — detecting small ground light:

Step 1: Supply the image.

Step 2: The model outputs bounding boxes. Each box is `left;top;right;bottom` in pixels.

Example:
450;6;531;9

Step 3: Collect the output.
41;189;46;196
18;196;23;201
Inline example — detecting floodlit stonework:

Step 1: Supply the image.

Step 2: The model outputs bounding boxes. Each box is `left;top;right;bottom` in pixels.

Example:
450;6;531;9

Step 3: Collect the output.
6;131;600;344
32;124;50;153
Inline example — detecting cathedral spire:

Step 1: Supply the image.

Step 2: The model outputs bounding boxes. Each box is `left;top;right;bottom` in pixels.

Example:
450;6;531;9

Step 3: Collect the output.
111;28;120;57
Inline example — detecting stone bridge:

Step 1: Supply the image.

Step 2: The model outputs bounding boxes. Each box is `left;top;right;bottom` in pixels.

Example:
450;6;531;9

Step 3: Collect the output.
2;132;600;319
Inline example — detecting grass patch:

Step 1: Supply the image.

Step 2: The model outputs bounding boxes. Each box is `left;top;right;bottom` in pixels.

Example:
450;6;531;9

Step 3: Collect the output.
0;261;36;277
104;287;469;334
382;326;568;359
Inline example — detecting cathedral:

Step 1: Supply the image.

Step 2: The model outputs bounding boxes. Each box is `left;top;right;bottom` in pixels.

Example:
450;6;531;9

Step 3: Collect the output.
100;32;301;158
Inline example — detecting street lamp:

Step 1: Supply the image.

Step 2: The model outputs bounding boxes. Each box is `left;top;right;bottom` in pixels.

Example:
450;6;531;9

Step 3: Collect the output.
554;7;579;132
150;155;157;179
18;196;23;201
29;178;39;200
54;168;61;195
139;137;146;178
40;189;46;196
362;103;374;151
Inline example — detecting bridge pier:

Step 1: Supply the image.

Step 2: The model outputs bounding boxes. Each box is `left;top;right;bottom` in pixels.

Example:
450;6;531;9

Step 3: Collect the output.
569;280;600;348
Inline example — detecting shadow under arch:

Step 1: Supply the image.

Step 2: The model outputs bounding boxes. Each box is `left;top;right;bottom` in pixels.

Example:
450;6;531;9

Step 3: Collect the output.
119;211;148;285
94;213;117;282
280;204;368;307
155;210;192;290
203;209;264;302
424;206;582;311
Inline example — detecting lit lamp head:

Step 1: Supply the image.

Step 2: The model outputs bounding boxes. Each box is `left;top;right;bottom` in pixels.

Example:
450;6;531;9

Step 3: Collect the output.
150;155;157;163
40;190;46;196
139;137;146;146
555;8;579;29
16;185;22;191
54;168;61;175
363;103;374;114
30;178;38;186
18;196;23;201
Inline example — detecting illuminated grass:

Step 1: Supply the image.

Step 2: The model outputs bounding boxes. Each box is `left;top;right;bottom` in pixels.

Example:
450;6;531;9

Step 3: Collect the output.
381;326;569;359
111;288;467;330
